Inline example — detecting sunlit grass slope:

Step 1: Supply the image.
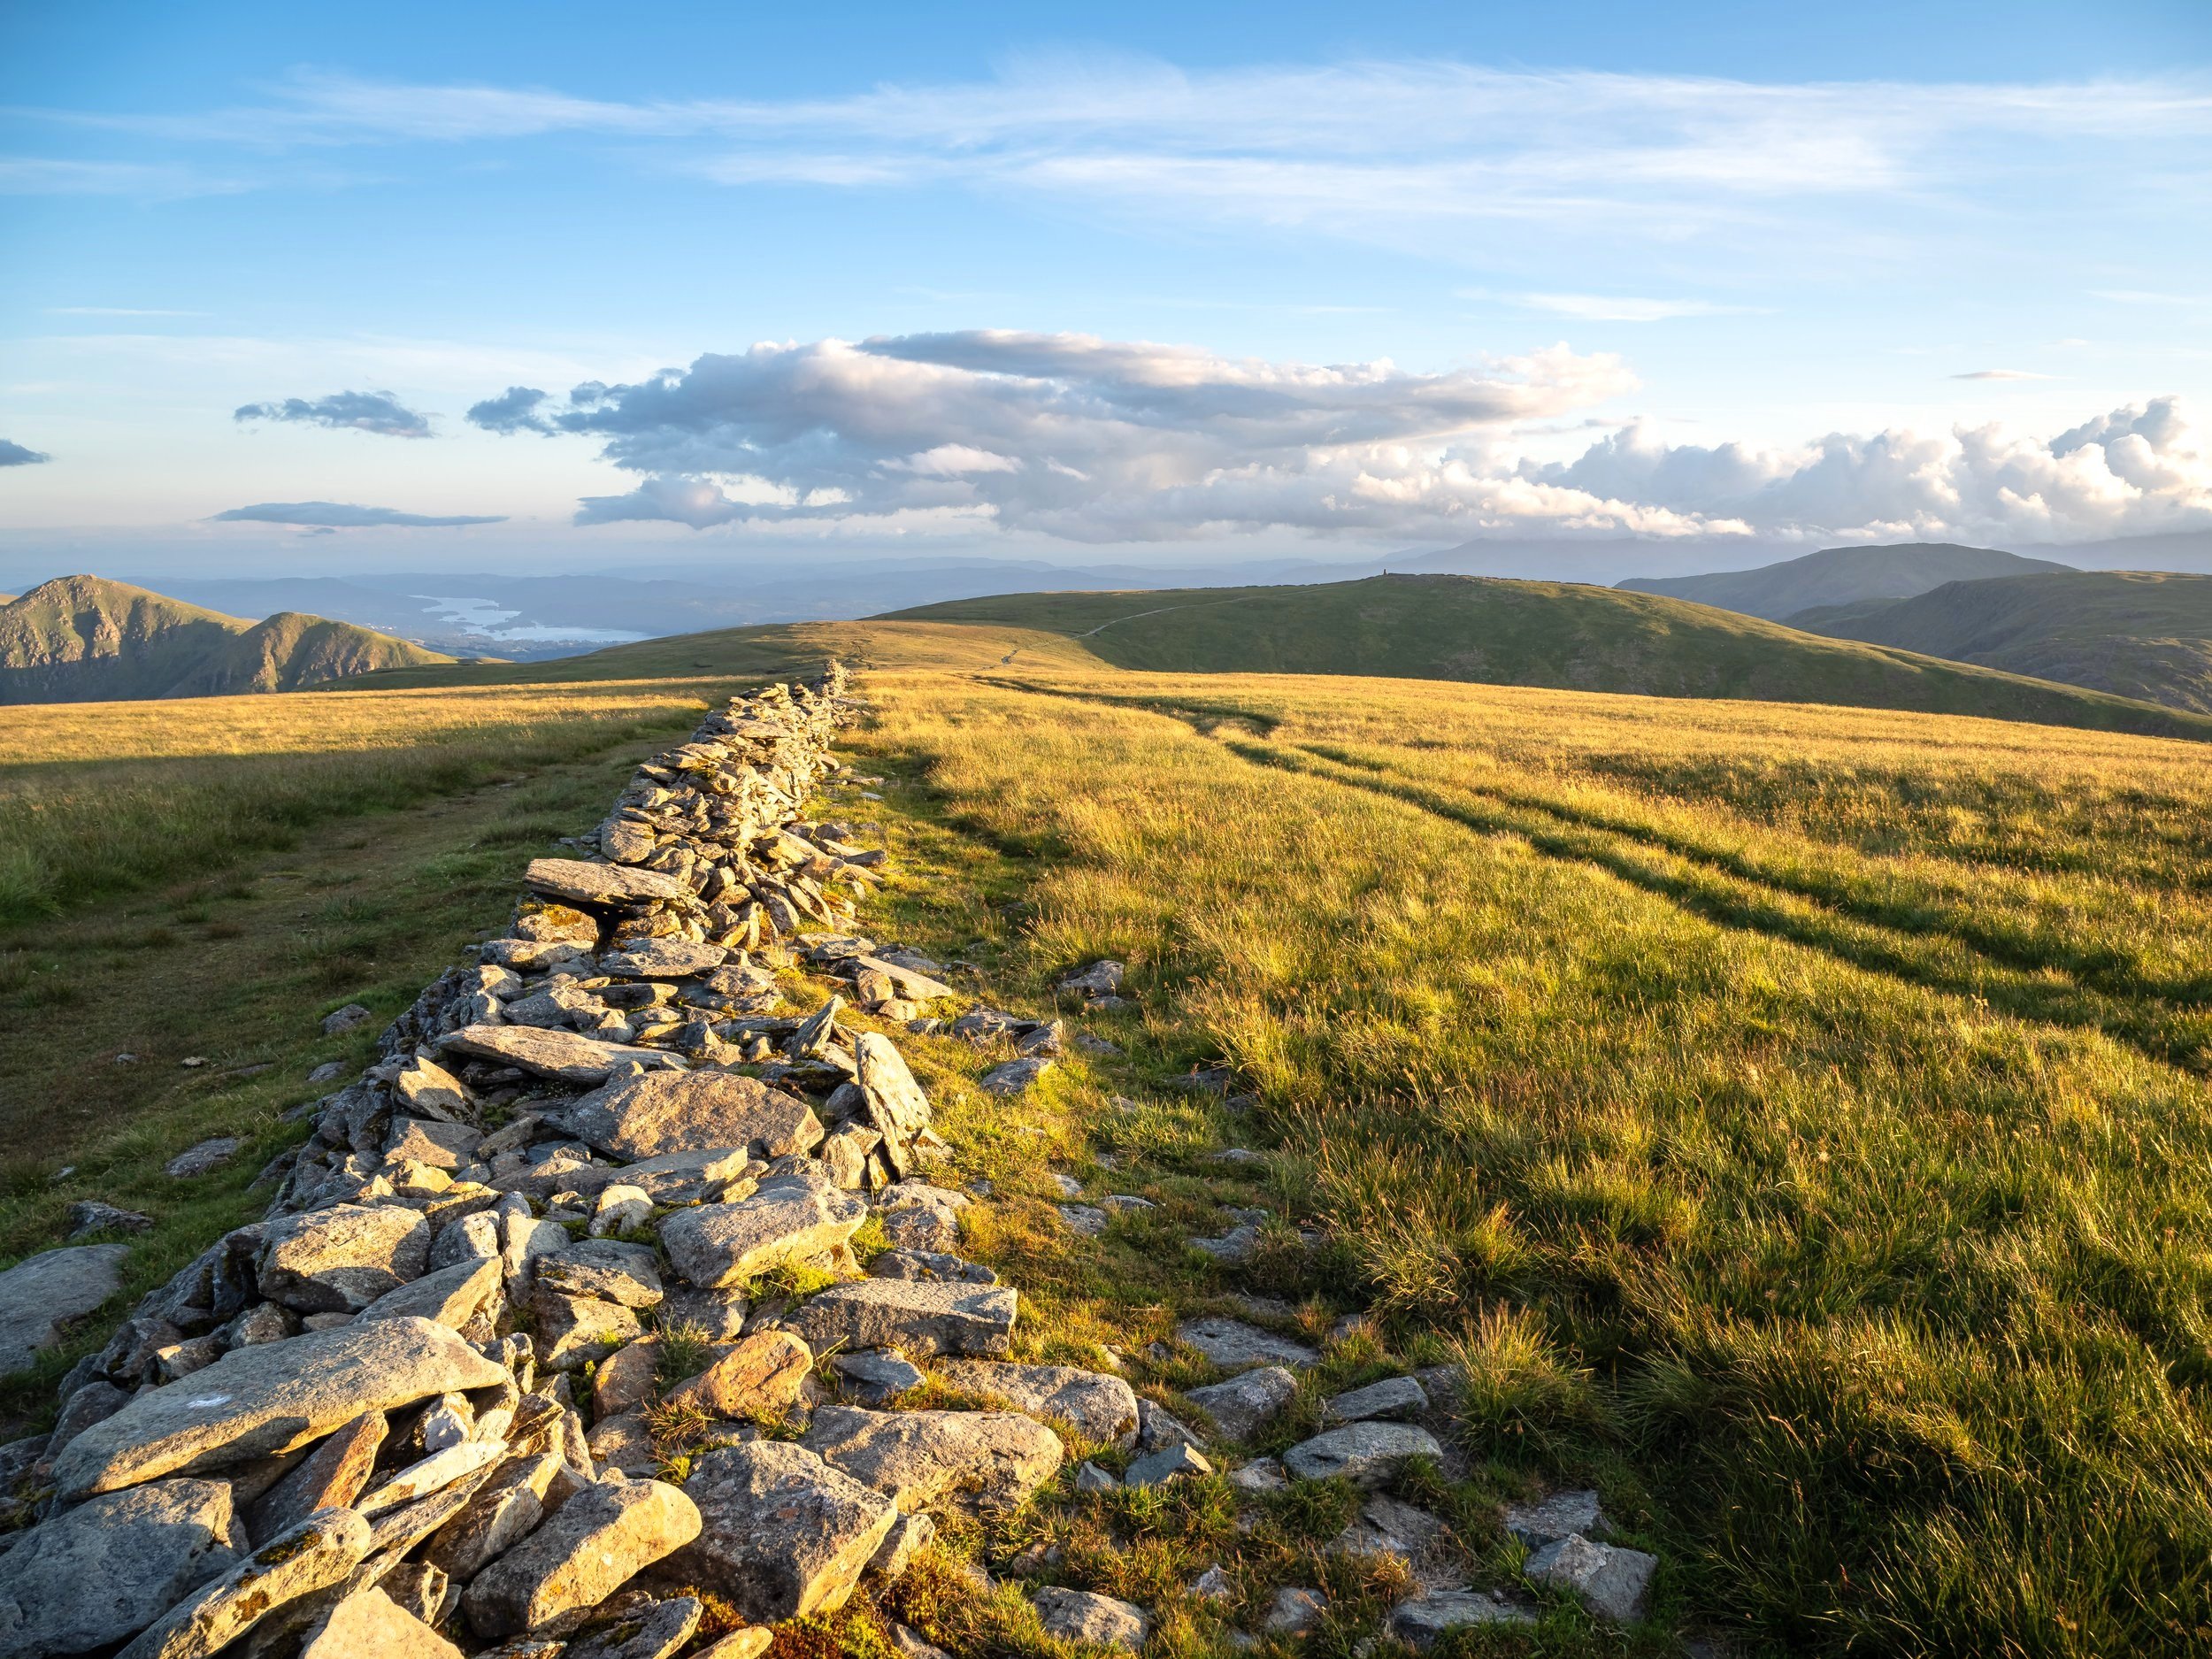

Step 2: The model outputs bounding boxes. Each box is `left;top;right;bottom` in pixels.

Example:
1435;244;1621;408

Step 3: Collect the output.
12;611;2212;1652
839;661;2212;1656
0;680;718;923
891;572;2212;740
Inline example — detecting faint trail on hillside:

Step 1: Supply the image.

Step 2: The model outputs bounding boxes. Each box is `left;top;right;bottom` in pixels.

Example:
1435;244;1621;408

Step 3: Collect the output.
995;595;1265;666
977;674;2208;1077
1244;739;2207;1075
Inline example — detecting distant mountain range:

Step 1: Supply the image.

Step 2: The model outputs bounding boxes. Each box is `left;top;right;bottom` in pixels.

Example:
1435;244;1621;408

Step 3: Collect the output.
0;575;456;703
1794;570;2212;715
1615;542;2074;619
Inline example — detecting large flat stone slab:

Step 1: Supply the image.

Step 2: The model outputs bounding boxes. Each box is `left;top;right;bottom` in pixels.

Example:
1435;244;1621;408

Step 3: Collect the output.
848;956;953;1003
1177;1317;1317;1371
438;1025;676;1086
933;1362;1138;1450
1388;1592;1533;1647
802;1406;1062;1515
599;940;726;979
524;858;692;909
670;1442;895;1623
567;1071;821;1162
0;1245;130;1377
1281;1422;1444;1486
54;1316;510;1500
659;1171;866;1289
780;1279;1015;1359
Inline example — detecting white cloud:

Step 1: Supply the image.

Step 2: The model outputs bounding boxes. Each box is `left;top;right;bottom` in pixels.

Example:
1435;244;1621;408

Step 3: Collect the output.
26;59;2210;258
1950;369;2053;380
482;329;1661;541
1524;396;2211;541
470;327;2212;544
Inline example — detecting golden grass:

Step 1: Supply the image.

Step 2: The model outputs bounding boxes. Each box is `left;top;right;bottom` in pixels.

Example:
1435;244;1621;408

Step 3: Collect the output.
833;656;2212;1657
14;617;2212;1653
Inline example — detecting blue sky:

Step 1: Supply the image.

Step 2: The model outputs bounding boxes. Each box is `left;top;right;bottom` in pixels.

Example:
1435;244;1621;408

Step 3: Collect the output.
3;0;2208;578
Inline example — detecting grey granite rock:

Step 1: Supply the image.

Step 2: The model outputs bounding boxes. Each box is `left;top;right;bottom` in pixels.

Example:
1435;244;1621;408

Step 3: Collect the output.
1281;1422;1445;1486
780;1279;1015;1359
1525;1534;1656;1623
0;1479;242;1659
1175;1317;1317;1372
1186;1365;1298;1440
802;1406;1063;1515
1323;1375;1428;1424
565;1071;819;1163
933;1361;1139;1450
670;1442;895;1623
116;1508;372;1659
0;1245;130;1377
659;1170;865;1289
462;1478;701;1640
56;1317;506;1501
1033;1587;1147;1651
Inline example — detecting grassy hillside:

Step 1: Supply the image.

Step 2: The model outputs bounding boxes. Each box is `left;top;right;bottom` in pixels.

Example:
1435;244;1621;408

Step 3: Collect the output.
889;572;2212;741
12;623;2212;1651
1617;541;2070;619
1795;568;2212;714
0;574;455;703
838;664;2212;1655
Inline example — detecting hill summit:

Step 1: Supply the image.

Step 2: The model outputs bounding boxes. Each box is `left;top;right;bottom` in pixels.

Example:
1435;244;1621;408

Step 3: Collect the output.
0;574;457;703
1615;541;2071;620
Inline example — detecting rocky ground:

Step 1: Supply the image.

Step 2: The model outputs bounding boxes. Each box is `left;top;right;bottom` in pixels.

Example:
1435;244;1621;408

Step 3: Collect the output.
0;666;1667;1659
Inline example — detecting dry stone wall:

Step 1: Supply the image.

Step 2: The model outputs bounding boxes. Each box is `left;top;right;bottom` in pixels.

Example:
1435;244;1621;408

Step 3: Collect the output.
0;664;1663;1659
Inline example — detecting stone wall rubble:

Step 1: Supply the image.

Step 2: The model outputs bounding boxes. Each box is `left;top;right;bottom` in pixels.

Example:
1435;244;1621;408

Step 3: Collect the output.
0;663;1662;1658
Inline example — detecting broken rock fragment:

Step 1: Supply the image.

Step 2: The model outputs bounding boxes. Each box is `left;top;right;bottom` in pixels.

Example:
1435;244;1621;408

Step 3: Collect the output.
658;1169;866;1288
780;1279;1015;1359
116;1507;372;1659
565;1071;820;1163
462;1477;701;1640
660;1331;811;1419
801;1405;1062;1515
933;1361;1139;1450
671;1442;896;1623
437;1026;674;1087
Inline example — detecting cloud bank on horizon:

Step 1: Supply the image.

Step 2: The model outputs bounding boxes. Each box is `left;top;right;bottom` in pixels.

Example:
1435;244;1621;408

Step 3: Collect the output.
463;331;2212;546
209;500;505;528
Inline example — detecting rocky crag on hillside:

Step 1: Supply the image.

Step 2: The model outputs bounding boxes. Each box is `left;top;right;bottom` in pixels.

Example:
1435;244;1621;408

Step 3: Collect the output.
0;575;456;704
0;666;1657;1659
